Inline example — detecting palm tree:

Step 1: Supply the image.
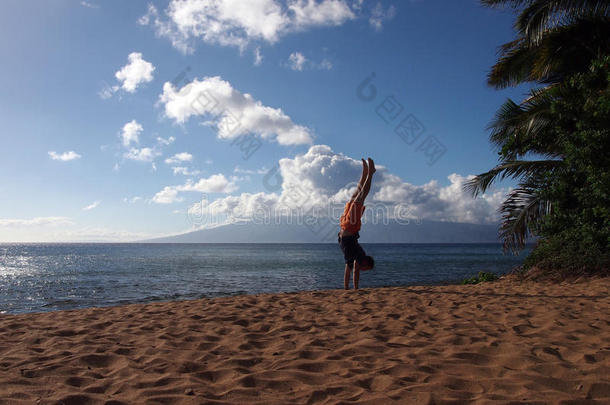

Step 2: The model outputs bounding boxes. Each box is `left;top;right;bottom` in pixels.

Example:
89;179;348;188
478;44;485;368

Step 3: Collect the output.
482;0;610;88
466;0;610;252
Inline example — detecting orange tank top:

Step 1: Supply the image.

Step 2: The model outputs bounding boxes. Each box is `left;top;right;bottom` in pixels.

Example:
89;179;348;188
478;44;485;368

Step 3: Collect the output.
340;201;365;233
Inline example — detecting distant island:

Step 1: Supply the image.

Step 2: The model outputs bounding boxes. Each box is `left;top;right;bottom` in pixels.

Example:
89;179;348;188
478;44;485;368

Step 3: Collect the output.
143;220;502;243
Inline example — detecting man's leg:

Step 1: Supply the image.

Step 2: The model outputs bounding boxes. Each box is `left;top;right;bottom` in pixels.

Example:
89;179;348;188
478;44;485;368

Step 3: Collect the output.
344;263;351;289
355;158;376;204
350;159;368;202
353;261;360;290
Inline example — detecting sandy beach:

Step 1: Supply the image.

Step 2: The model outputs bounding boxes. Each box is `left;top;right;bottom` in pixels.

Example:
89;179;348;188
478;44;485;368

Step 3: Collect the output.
0;277;608;405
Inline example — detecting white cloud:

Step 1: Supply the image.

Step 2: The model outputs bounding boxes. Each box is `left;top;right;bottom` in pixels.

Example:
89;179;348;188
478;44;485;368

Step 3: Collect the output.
318;59;333;70
160;76;313;145
80;1;99;9
124;147;161;162
191;191;281;223
1;226;158;243
0;217;73;227
123;196;142;204
254;46;263;66
172;167;201;176
121;120;143;147
287;51;332;71
187;144;508;227
152;174;237;204
0;224;159;242
115;52;155;93
53;227;156;242
290;0;356;26
48;151;81;161
117;122;172;166
99;84;119;99
156;136;176;145
165;152;193;165
153;187;183;204
234;166;269;175
288;51;306;71
369;2;396;31
82;201;100;211
138;0;356;53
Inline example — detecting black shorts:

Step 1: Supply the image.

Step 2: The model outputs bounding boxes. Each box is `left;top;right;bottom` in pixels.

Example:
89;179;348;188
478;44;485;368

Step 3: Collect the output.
338;232;367;266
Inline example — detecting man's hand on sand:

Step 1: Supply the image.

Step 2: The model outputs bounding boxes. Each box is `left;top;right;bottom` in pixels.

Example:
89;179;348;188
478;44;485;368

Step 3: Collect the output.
367;158;376;174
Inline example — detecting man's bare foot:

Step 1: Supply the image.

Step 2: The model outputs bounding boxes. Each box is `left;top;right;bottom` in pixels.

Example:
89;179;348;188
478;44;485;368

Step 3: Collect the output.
367;158;376;174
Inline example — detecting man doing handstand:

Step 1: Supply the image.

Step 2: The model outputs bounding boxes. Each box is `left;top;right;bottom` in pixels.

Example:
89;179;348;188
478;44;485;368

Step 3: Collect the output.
338;158;376;290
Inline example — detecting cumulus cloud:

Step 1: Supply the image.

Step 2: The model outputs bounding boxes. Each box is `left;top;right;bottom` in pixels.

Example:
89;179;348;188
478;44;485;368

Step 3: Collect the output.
187;145;508;227
101;53;155;98
165;152;193;165
121;120;143;147
48;151;81;161
192;191;282;223
159;76;313;145
138;0;356;53
152;188;182;204
115;52;155;93
117;121;170;164
152;174;237;204
82;201;100;211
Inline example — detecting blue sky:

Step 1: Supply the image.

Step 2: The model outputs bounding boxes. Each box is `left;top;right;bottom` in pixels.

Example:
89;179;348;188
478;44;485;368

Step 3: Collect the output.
0;0;529;242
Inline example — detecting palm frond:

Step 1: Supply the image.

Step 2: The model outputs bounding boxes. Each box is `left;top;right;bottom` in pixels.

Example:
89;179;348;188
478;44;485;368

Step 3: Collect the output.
481;0;535;8
517;0;610;45
499;176;552;252
488;16;610;88
488;40;540;88
464;159;562;197
488;86;564;158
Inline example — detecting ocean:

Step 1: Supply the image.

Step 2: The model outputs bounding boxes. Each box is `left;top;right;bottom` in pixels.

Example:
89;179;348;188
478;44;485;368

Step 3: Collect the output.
0;243;530;314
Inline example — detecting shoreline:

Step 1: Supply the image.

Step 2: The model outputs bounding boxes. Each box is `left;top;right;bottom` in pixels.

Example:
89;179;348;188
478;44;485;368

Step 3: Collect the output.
1;277;608;404
0;271;603;317
1;275;505;317
2;243;528;315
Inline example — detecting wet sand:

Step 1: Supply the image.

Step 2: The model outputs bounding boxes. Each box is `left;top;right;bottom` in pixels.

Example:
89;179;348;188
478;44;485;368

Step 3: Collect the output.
0;277;608;404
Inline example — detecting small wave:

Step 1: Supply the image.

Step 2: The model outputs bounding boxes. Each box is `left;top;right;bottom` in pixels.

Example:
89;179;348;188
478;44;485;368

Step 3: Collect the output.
42;299;79;308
